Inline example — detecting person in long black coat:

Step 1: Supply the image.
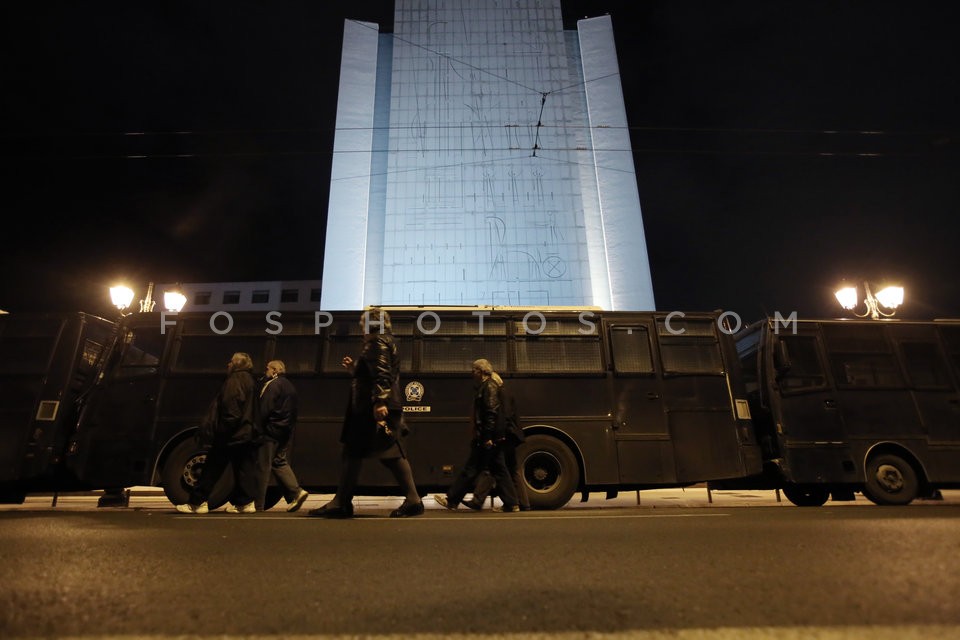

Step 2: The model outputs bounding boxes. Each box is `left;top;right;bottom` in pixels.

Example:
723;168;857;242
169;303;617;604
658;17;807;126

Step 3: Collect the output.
177;351;260;514
308;310;424;518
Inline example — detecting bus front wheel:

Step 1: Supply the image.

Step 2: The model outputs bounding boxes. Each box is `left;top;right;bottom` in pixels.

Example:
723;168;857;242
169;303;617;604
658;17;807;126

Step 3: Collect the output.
161;438;234;510
862;453;918;506
783;485;829;507
518;435;580;510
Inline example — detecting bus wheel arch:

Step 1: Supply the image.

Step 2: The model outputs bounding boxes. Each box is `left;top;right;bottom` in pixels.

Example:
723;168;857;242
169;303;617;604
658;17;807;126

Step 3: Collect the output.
517;428;583;510
861;444;923;506
159;435;233;510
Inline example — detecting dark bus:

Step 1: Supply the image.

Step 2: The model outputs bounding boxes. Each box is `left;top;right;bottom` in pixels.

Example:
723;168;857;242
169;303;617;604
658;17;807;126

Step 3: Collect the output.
3;308;762;510
726;316;960;506
0;312;115;502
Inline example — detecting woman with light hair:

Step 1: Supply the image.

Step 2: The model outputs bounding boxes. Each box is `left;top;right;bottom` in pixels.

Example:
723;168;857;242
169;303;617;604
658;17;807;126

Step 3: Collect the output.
434;358;519;512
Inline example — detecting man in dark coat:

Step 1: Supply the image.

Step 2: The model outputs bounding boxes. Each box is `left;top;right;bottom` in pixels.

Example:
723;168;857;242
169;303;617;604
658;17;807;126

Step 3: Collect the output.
308;310;424;518
256;359;308;512
177;352;260;514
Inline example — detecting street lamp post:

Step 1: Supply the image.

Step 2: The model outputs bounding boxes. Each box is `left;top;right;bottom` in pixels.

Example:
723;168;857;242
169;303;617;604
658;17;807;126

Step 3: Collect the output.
835;281;904;320
100;281;185;508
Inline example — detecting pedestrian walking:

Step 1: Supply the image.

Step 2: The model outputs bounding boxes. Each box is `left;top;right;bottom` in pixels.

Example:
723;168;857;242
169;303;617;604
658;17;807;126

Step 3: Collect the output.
177;352;260;514
434;358;519;512
308;310;423;518
257;359;309;512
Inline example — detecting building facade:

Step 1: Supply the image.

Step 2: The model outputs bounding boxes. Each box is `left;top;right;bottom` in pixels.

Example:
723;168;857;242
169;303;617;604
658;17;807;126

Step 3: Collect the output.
321;0;655;311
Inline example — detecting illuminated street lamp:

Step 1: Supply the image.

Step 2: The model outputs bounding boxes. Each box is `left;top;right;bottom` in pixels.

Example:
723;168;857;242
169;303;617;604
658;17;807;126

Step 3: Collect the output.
163;288;187;313
109;282;186;316
835;281;904;320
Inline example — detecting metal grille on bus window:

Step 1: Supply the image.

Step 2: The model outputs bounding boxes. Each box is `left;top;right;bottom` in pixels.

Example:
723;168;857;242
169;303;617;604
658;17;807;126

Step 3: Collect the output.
273;337;321;374
514;338;603;373
421;338;507;372
655;318;716;338
179;315;266;336
270;319;323;336
658;340;723;375
512;318;597;336
425;318;506;337
172;336;268;373
610;327;654;374
323;336;363;371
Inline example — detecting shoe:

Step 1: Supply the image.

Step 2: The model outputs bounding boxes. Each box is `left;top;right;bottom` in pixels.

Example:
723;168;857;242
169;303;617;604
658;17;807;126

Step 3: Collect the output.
519;505;533;512
225;502;255;513
307;502;354;518
390;501;424;518
287;489;309;512
175;501;208;514
461;499;483;511
493;504;520;513
433;494;457;510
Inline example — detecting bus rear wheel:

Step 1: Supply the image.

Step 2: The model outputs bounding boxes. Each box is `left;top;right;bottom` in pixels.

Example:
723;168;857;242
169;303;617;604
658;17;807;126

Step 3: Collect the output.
517;435;579;510
862;453;918;506
161;438;234;510
783;485;830;507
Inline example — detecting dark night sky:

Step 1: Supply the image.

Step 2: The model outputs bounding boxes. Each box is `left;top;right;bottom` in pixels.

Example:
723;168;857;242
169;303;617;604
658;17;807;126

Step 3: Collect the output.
2;1;958;321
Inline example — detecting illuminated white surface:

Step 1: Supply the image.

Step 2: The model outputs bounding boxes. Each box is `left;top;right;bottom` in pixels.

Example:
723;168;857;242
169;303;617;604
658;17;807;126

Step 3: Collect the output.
322;0;655;310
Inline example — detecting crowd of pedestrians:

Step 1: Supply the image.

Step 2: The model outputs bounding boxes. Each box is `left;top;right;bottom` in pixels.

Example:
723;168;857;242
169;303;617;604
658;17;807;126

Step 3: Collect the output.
176;310;526;517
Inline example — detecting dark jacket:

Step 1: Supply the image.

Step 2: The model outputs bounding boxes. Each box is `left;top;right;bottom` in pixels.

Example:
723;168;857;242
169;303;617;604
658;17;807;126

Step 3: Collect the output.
217;368;258;445
259;374;298;443
500;384;524;444
342;334;402;452
473;377;505;443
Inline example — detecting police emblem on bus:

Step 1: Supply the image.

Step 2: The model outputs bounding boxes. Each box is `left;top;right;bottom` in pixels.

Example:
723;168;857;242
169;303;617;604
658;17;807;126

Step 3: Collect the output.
405;381;424;402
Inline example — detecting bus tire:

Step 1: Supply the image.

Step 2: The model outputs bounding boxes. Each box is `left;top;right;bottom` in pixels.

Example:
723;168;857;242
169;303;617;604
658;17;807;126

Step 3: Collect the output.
161;438;234;510
517;434;579;510
862;453;918;506
783;485;829;507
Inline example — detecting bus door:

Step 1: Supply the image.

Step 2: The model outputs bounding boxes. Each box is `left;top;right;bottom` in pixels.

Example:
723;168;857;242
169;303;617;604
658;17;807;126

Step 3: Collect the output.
768;324;848;483
606;321;670;484
67;322;168;487
655;316;748;482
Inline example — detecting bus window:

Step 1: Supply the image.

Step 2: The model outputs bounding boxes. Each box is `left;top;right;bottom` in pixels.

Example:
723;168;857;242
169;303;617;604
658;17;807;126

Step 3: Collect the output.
776;336;826;391
938;325;960;374
655;318;723;375
423;338;507;372
513;318;602;373
610;326;654;374
274;337;321;374
171;334;268;373
116;328;164;378
822;324;902;387
900;342;951;388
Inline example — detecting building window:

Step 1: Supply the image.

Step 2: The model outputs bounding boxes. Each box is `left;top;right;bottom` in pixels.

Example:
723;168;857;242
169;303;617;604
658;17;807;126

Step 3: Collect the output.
252;290;270;304
309;288;321;302
222;291;241;305
281;289;299;303
194;292;211;305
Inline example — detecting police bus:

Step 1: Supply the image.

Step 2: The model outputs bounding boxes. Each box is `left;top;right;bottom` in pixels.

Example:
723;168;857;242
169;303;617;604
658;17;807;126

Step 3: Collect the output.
2;307;761;510
726;316;960;506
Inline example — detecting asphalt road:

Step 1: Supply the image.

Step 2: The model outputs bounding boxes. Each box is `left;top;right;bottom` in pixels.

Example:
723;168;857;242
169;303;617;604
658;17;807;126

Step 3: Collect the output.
2;492;959;639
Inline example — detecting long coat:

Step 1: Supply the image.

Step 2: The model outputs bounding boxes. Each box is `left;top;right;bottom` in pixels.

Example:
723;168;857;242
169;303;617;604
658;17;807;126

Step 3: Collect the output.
341;333;403;456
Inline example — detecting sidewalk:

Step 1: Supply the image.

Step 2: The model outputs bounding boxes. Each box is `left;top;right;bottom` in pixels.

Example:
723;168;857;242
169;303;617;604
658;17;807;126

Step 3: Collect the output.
7;485;958;511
